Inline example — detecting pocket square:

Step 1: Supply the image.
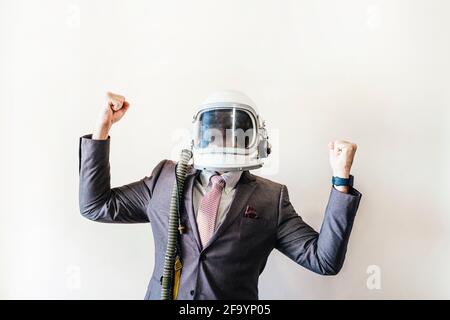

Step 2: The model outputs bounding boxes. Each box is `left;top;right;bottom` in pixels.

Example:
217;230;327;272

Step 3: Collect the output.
243;205;258;219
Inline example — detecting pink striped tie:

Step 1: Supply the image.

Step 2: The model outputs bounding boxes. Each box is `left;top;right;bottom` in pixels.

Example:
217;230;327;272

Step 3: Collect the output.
197;175;226;248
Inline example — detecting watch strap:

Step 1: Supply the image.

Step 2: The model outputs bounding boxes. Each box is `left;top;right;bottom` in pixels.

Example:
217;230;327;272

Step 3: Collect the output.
332;175;354;187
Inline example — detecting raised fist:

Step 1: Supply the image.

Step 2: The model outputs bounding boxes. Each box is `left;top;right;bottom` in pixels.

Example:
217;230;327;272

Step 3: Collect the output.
93;92;130;140
329;140;358;193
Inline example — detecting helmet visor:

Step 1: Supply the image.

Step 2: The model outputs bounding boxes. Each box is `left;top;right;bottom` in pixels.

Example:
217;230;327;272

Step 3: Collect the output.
194;108;257;151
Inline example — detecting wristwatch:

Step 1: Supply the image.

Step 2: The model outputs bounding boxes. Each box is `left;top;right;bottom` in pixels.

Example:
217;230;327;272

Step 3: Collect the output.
332;175;354;187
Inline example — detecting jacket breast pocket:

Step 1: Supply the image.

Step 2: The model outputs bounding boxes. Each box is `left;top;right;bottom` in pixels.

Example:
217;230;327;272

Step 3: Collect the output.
238;216;272;241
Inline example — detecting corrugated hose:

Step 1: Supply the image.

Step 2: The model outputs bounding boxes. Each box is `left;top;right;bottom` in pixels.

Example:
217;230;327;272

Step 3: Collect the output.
161;149;193;300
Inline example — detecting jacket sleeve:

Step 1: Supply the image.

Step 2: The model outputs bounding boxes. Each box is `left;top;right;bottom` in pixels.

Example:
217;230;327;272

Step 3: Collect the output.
275;185;362;275
78;134;166;223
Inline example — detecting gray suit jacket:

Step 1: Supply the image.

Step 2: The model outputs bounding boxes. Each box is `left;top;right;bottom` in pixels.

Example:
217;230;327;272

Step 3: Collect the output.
78;135;362;300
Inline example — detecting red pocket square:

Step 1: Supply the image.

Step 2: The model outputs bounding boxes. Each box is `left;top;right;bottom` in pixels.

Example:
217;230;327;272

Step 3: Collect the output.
244;206;258;219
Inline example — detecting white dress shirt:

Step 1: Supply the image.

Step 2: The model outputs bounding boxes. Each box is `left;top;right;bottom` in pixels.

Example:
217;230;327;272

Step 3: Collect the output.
193;170;243;232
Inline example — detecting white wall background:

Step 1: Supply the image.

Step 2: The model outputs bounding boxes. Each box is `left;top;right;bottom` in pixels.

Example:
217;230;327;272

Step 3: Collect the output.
1;0;449;299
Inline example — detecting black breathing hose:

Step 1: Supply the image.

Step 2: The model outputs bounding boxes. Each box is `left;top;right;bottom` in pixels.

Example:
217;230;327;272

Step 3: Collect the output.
161;149;193;300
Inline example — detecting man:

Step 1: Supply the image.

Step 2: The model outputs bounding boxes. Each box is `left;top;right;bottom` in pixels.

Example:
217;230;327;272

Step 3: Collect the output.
78;90;362;300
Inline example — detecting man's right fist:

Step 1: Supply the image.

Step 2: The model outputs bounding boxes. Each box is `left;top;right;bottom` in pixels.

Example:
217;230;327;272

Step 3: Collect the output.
105;91;130;123
93;92;130;140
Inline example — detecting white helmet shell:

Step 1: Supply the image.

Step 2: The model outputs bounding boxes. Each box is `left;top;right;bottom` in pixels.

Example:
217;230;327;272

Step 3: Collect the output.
200;89;257;110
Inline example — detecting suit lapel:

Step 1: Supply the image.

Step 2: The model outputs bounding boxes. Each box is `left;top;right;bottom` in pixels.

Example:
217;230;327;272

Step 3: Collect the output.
202;171;257;252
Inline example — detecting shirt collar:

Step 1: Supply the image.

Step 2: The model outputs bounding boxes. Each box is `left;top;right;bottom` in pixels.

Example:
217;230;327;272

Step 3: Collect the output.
199;170;243;194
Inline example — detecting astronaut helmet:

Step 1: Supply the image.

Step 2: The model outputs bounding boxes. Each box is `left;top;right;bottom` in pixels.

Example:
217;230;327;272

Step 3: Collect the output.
191;89;271;172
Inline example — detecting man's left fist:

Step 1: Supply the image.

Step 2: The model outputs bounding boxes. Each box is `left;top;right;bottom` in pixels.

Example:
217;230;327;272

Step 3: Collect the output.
329;140;357;179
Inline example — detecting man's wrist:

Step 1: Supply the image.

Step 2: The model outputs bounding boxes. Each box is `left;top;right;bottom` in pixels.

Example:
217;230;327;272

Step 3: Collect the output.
333;170;350;179
92;125;111;140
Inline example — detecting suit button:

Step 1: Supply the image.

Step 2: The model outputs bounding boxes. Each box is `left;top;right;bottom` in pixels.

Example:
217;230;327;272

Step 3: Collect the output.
200;255;206;261
190;290;195;296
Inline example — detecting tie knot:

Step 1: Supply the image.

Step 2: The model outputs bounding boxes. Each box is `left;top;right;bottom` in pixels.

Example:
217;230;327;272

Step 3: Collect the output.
210;175;226;190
